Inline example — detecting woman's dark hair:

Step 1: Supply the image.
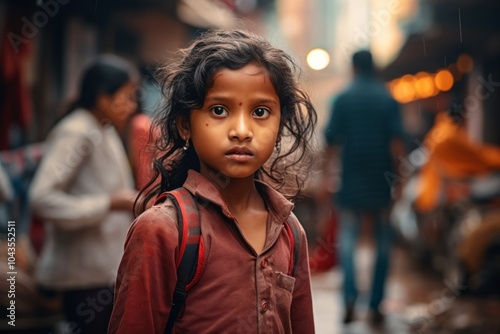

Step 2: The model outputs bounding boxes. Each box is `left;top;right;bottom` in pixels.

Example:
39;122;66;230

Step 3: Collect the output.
136;29;317;215
61;55;138;116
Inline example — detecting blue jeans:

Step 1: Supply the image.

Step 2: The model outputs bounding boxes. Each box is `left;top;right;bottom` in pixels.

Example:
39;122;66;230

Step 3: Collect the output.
338;209;393;310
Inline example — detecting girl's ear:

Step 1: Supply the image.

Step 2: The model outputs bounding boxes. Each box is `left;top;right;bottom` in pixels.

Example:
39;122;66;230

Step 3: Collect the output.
176;115;191;140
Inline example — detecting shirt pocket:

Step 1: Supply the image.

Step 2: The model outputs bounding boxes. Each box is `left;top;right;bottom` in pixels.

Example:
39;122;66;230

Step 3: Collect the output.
274;271;296;313
275;272;295;293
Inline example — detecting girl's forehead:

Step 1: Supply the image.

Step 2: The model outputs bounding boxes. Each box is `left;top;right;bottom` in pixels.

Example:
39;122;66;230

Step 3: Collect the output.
210;63;271;84
215;62;266;74
202;63;279;104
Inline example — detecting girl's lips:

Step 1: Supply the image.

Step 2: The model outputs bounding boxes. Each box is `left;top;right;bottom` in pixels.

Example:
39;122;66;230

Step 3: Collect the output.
225;146;254;156
226;154;254;162
225;146;254;162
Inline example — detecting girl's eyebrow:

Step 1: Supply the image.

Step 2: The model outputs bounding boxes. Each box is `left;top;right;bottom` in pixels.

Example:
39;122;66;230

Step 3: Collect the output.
255;98;279;105
205;95;279;105
205;96;227;102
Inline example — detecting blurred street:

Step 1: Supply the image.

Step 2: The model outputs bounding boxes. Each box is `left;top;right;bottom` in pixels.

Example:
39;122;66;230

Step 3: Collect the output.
312;241;500;334
2;0;500;333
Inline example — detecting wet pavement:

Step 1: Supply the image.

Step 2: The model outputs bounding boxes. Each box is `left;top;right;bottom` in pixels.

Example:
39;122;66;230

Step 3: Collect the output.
311;241;500;334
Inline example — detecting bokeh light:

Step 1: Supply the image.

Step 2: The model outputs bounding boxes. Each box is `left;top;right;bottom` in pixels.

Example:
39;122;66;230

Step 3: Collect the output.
392;74;417;103
414;72;435;99
434;69;454;91
457;54;474;74
306;48;330;70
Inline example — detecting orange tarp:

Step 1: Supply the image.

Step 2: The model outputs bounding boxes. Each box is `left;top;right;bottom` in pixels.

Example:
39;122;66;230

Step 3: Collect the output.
415;112;500;213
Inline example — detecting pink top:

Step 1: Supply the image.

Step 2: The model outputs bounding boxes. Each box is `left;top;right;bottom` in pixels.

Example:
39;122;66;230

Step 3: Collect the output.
128;113;155;190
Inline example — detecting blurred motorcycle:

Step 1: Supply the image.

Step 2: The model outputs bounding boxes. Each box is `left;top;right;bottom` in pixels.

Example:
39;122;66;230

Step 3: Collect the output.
453;174;500;295
391;149;500;295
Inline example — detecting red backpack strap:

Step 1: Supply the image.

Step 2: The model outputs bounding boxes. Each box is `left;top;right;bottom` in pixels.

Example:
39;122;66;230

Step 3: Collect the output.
159;188;204;334
284;218;302;277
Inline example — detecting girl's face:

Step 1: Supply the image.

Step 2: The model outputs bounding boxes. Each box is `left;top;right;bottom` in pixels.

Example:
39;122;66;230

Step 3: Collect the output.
180;63;281;181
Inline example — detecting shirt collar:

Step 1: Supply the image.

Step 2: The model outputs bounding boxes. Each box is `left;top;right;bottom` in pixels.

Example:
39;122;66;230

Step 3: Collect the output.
182;169;294;224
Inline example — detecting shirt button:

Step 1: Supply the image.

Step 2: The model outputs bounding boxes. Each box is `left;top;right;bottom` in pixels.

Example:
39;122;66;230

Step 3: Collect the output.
260;259;268;269
261;300;269;312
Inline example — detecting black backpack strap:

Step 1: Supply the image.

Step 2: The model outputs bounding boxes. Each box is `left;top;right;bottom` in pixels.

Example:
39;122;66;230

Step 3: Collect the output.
284;218;302;277
160;188;203;334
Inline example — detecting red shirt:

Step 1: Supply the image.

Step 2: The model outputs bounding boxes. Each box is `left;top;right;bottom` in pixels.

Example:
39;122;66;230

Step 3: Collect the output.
109;170;315;333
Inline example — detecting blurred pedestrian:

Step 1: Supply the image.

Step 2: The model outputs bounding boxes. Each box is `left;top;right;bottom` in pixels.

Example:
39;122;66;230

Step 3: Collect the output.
323;50;405;324
29;55;139;334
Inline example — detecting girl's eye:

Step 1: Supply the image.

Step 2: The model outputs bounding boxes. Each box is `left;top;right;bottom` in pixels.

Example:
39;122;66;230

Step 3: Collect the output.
210;106;227;117
253;107;270;118
210;106;228;117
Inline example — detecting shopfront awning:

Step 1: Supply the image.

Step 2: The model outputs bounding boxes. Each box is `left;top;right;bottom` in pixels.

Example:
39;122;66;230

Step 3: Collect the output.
381;0;500;81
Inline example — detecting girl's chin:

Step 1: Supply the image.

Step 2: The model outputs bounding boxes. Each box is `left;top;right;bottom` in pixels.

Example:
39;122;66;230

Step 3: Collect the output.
199;167;258;183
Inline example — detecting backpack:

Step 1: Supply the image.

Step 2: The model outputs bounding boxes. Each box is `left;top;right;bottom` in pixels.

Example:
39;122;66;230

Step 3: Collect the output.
155;187;302;334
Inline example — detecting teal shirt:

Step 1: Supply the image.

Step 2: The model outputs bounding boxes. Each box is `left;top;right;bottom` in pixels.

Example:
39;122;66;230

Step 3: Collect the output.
324;76;404;209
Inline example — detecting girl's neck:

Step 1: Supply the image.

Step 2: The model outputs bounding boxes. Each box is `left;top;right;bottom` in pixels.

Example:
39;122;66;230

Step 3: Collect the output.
205;172;262;215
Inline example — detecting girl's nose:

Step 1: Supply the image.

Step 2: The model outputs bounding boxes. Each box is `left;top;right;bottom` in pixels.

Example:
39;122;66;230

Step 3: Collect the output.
229;113;253;141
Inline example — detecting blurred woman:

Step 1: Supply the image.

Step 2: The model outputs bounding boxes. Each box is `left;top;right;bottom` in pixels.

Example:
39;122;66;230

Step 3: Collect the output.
29;55;139;333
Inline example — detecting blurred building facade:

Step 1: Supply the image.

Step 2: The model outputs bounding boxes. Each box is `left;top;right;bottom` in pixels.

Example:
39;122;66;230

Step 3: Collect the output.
2;0;499;148
276;0;500;149
0;0;279;150
381;0;500;147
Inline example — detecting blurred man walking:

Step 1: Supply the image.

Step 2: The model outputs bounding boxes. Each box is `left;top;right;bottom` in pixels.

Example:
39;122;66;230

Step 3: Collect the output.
323;50;405;324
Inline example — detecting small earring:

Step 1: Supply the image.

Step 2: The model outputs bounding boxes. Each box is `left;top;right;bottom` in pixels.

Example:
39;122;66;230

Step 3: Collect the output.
182;139;190;151
275;140;281;151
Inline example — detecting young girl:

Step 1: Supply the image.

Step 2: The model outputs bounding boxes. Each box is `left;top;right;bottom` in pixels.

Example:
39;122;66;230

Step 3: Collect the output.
29;55;139;333
109;30;317;334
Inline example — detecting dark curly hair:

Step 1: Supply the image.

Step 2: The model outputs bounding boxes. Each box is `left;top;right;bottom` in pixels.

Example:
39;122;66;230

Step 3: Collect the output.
136;29;317;215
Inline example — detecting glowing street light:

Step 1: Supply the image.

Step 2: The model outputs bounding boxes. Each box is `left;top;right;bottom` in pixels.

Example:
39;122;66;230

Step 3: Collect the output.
435;69;454;91
414;72;435;99
457;54;474;74
306;48;330;70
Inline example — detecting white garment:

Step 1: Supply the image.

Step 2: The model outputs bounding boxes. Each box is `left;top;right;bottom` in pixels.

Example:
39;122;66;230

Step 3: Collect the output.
30;109;134;289
0;162;13;202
